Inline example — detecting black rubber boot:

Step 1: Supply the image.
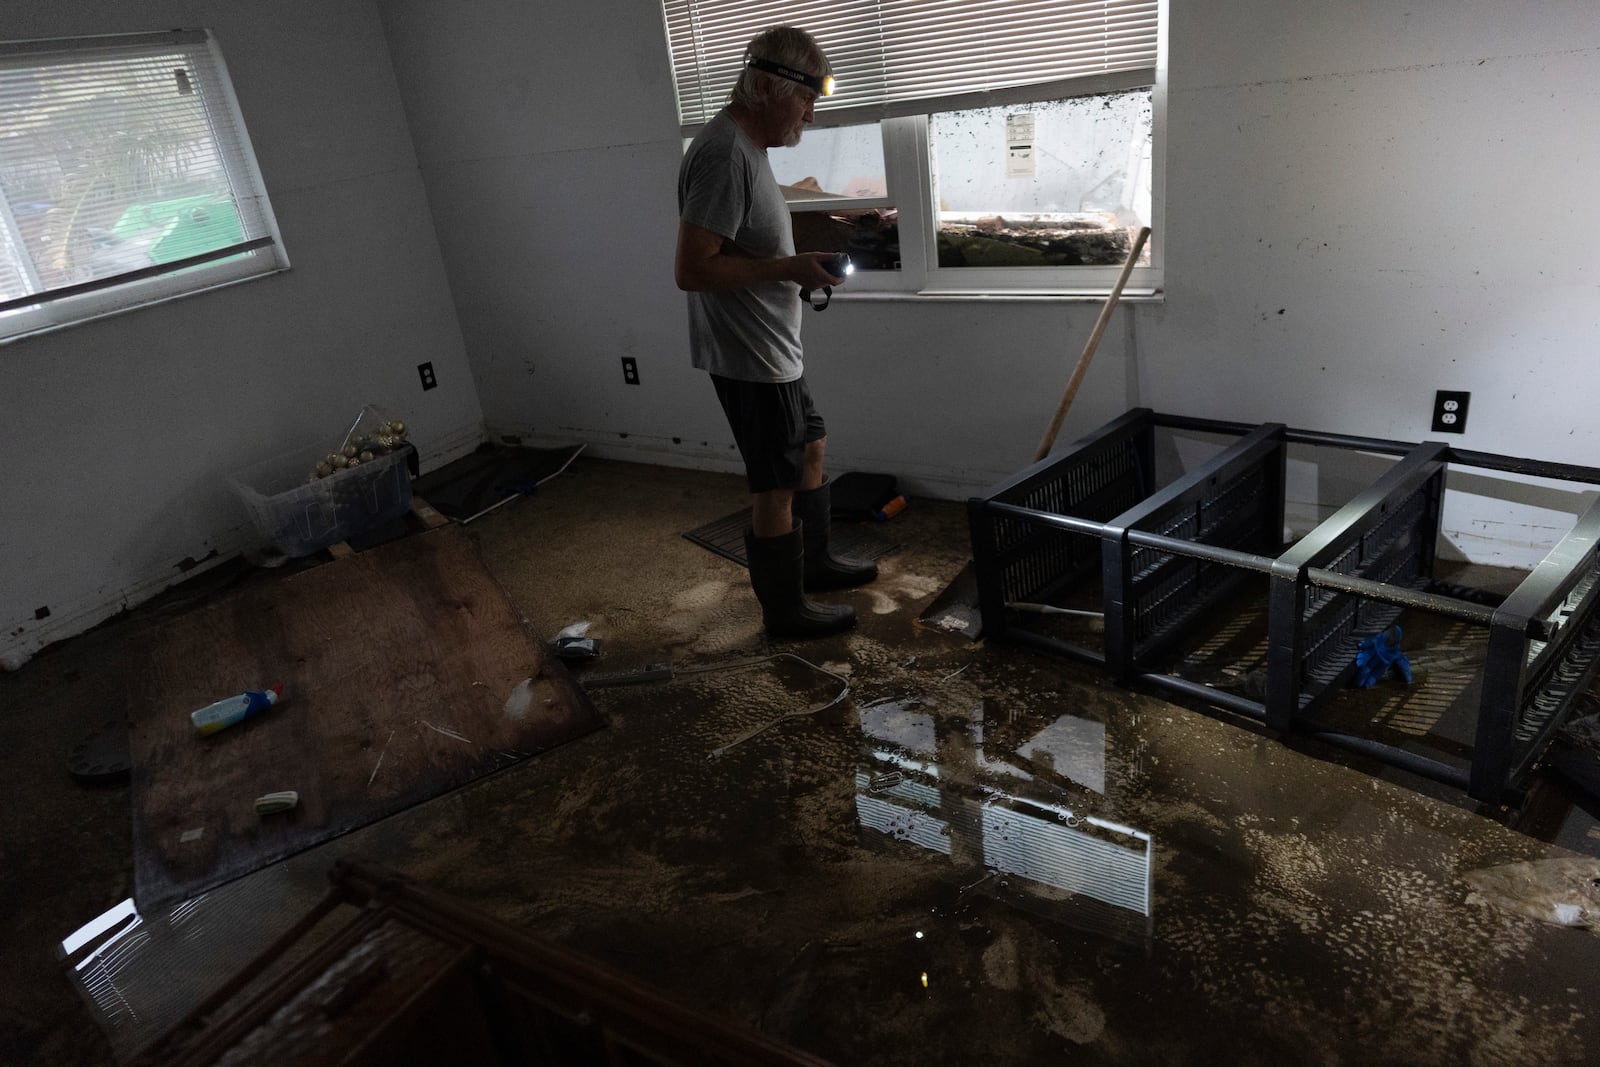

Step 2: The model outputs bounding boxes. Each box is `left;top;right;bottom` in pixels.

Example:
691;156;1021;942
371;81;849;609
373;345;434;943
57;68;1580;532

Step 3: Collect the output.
745;523;856;638
793;480;879;591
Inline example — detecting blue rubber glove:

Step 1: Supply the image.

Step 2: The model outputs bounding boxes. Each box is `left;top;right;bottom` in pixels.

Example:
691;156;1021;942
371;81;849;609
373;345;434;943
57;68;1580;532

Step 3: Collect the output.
1353;625;1412;688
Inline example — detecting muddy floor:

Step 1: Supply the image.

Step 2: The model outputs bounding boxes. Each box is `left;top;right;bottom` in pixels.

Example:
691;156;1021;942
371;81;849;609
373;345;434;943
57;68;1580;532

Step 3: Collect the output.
4;457;1600;1065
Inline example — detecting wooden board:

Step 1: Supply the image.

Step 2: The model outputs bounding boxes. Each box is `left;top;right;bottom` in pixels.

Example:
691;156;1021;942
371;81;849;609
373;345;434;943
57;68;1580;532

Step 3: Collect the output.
126;525;603;910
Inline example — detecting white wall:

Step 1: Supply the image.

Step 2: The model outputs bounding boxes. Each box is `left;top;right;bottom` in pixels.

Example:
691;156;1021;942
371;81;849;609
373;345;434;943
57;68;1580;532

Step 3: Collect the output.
379;0;1599;569
1147;1;1600;562
7;1;1590;664
376;0;1139;497
1149;0;1598;456
376;0;752;476
0;1;485;665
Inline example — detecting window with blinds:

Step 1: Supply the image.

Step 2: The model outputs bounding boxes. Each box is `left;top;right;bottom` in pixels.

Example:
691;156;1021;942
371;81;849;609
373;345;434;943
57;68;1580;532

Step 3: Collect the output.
0;30;285;342
663;0;1159;133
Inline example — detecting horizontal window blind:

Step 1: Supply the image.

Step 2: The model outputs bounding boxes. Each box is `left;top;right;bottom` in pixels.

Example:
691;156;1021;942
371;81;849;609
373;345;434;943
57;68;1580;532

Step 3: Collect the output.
0;31;279;322
663;0;1158;132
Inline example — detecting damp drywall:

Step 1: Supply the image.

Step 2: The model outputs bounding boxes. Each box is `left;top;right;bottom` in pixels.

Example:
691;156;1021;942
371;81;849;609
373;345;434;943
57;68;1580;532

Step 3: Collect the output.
378;0;1599;572
0;0;485;666
375;0;1140;501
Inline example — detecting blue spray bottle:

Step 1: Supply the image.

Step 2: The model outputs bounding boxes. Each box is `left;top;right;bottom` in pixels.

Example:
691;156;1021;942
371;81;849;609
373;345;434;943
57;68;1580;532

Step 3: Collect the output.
191;684;284;735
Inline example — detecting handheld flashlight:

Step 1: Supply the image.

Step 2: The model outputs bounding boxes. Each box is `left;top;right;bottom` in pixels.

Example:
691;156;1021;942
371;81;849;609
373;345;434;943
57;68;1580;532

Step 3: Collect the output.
801;254;853;311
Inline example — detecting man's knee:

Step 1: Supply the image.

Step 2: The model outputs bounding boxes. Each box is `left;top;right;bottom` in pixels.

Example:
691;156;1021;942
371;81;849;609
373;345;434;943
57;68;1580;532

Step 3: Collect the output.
799;437;827;489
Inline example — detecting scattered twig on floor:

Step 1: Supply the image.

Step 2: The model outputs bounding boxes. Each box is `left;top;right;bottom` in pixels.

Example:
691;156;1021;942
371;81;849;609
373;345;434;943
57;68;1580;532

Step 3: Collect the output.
940;662;972;683
367;729;395;787
421;721;472;744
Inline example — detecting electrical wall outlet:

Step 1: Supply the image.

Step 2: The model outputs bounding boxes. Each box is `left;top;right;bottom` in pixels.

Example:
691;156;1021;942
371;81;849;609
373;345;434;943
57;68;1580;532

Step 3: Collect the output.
418;361;437;391
1432;390;1469;433
621;357;639;385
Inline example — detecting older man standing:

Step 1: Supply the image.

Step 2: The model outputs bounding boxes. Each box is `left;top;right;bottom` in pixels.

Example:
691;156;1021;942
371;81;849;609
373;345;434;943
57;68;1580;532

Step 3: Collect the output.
675;25;876;640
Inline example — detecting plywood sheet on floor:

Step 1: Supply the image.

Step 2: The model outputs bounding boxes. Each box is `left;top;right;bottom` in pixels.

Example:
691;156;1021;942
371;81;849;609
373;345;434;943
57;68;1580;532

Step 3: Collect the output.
126;525;603;910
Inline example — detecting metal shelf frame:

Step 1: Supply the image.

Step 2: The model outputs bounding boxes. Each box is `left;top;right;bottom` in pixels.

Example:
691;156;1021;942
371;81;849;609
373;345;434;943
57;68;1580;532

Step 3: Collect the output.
968;408;1600;803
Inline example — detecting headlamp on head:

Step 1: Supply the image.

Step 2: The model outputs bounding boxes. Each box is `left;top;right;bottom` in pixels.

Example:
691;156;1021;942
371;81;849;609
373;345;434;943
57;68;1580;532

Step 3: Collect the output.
747;55;834;97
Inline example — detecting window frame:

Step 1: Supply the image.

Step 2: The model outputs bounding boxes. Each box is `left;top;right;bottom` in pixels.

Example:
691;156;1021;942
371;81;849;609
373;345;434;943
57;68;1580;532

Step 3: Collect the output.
0;29;288;344
786;77;1164;301
672;0;1169;300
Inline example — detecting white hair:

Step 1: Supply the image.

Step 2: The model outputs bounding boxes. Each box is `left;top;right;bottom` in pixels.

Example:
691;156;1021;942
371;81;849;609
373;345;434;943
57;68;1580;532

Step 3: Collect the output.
730;25;831;108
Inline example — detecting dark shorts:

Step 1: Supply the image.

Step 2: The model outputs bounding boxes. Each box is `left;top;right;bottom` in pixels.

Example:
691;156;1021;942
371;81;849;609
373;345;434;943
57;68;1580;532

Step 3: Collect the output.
711;374;827;493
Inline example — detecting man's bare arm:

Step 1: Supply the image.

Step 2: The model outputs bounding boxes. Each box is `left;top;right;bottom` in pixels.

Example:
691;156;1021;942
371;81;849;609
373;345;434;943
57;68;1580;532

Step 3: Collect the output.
675;221;844;293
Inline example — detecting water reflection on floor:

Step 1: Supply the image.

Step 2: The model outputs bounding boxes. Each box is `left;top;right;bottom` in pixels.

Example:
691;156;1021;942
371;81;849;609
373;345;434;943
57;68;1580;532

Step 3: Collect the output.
39;625;1600;1066
854;694;1153;946
10;456;1600;1067
718;643;1600;1065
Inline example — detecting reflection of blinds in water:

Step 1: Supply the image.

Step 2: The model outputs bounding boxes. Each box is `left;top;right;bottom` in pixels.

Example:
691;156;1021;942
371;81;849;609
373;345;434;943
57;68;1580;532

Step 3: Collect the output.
981;806;1150;916
854;768;1151;916
854;773;952;856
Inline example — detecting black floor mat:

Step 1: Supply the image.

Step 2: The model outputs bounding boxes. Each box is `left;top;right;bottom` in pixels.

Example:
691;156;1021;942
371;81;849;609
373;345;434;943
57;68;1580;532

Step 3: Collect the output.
683;509;900;567
830;471;900;520
412;444;584;521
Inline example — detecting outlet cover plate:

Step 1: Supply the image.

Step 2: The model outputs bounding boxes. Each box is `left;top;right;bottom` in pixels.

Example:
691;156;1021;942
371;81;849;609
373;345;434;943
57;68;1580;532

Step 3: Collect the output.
1432;390;1469;434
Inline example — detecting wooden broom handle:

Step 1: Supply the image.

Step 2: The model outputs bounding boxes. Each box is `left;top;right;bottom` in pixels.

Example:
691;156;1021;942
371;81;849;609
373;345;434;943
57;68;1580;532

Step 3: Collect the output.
1033;226;1152;462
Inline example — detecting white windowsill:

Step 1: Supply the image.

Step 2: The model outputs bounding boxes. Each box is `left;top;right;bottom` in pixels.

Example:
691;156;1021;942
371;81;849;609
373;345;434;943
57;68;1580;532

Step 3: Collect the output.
822;288;1164;305
0;266;290;347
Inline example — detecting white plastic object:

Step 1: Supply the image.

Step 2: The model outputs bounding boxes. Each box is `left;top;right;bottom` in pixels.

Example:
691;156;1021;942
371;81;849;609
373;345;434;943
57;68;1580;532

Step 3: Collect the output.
254;790;299;816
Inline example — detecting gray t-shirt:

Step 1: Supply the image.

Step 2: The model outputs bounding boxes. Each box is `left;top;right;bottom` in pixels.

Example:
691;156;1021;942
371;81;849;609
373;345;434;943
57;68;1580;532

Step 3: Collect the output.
677;109;803;383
